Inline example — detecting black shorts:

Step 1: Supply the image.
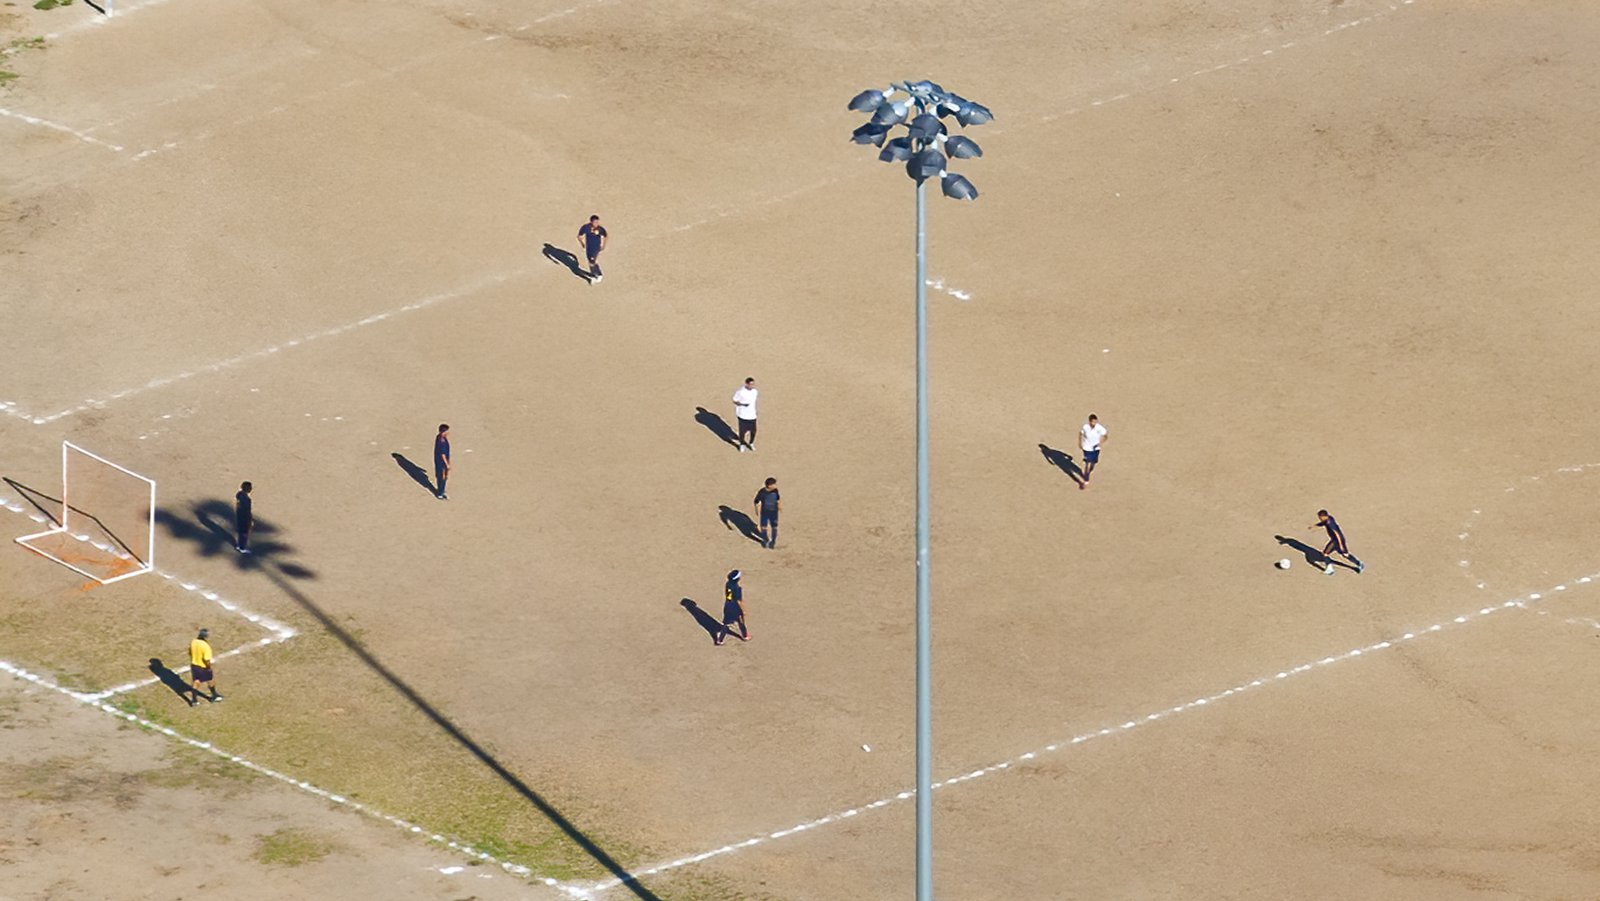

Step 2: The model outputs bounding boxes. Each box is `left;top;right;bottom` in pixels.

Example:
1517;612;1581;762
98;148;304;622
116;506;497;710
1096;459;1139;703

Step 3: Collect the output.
191;665;214;682
722;601;744;624
760;510;778;529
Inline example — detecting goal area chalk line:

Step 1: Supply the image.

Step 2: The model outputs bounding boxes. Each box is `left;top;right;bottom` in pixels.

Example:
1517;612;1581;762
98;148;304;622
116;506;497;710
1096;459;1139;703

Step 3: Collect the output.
576;568;1598;895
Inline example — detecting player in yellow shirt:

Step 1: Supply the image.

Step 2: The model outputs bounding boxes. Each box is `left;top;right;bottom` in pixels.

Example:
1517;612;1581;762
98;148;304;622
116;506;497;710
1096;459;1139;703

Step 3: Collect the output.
188;628;222;705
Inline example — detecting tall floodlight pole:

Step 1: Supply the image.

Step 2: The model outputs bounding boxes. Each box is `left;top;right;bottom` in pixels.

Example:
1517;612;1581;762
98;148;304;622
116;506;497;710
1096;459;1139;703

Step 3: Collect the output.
848;80;990;901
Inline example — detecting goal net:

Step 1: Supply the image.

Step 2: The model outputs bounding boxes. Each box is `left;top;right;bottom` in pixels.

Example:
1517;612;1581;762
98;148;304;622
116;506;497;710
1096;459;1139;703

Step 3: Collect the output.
15;442;155;585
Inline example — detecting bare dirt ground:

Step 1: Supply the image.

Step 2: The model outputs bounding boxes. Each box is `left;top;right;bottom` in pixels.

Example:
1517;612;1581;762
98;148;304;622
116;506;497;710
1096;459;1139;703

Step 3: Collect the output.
0;675;561;901
3;0;1600;898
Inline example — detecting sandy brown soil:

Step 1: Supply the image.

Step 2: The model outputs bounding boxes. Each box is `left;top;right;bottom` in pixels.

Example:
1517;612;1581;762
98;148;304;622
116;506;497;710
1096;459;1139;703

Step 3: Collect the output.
0;676;562;901
4;0;1600;898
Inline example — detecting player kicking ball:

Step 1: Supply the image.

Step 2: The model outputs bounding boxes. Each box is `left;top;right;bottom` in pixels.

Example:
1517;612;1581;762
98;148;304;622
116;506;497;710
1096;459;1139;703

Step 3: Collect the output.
1308;509;1365;575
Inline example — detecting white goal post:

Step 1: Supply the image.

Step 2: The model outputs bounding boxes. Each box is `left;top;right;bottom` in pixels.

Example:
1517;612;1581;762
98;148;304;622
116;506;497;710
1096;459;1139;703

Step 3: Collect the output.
14;441;155;585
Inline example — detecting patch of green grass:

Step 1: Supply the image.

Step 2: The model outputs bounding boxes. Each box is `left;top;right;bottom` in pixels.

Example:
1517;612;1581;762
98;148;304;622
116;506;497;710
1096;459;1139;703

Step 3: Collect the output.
252;827;338;867
0;71;18;84
109;642;661;888
111;696;182;732
3;36;45;54
32;0;58;10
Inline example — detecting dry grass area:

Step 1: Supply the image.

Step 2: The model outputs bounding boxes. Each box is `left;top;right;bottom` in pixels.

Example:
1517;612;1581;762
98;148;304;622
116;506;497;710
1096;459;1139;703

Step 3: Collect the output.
3;0;1600;899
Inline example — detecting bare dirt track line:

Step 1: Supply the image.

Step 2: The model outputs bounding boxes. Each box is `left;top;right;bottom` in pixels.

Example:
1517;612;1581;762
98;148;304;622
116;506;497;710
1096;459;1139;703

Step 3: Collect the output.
579;567;1598;894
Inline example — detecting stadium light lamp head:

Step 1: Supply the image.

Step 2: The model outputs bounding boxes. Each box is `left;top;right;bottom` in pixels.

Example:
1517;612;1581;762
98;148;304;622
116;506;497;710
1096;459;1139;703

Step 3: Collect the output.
871;99;911;126
849;88;887;112
905;149;947;184
852;122;891;146
879;136;915;163
942;134;982;159
953;101;994;127
940;173;979;200
906;113;946;143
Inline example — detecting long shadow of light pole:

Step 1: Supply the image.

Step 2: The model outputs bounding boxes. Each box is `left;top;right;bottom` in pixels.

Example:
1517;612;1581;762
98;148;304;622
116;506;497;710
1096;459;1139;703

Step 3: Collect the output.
153;503;661;899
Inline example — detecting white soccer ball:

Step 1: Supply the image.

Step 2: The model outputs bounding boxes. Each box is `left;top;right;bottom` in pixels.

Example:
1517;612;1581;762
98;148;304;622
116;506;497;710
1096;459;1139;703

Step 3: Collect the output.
1276;558;1292;570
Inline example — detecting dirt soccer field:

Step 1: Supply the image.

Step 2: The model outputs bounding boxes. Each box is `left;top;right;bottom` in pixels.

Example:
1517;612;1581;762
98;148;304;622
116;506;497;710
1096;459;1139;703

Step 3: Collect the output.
4;0;1600;898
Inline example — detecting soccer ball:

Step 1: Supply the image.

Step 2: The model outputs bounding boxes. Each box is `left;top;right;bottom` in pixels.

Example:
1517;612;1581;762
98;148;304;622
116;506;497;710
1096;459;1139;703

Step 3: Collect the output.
1276;558;1292;570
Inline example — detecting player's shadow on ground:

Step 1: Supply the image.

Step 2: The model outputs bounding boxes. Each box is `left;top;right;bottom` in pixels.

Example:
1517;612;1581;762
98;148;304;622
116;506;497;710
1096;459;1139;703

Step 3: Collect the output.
542;243;592;283
679;598;725;643
391;453;439;496
1038;444;1085;487
147;657;194;702
717;506;765;545
153;501;317;580
1273;535;1352;570
240;559;662;899
694;407;741;450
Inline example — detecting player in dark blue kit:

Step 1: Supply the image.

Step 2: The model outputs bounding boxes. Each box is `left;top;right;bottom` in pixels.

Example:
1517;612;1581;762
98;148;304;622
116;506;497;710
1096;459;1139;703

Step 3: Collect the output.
434;423;451;500
577;215;608;284
1308;509;1364;575
718;569;749;644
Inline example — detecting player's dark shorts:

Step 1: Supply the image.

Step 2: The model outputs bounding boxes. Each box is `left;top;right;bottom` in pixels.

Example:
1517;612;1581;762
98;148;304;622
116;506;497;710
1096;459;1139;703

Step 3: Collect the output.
738;417;756;434
586;246;602;263
760;510;778;529
192;665;214;682
1083;448;1100;464
722;600;744;624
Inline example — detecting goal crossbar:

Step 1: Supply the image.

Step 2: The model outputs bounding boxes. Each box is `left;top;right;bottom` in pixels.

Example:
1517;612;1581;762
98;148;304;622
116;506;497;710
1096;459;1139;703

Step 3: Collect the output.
14;441;155;585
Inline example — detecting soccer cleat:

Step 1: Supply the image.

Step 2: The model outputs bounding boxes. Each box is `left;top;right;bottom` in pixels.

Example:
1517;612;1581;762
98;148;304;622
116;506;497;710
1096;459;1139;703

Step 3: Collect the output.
1356;561;1365;574
188;696;198;707
1323;564;1336;575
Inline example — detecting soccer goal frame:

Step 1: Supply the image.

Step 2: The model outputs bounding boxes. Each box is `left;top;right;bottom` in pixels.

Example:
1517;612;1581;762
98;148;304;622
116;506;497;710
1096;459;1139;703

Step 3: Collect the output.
14;441;155;585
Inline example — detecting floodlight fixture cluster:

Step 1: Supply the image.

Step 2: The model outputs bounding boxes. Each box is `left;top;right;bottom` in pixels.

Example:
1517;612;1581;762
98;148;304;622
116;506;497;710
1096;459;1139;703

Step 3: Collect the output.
848;80;992;200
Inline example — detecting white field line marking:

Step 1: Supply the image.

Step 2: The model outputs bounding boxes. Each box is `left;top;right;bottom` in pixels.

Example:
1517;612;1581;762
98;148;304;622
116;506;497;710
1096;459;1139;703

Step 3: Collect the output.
579;568;1596;895
1030;0;1418;127
1;0;1418;424
1456;462;1600;591
529;0;616;26
639;0;1420;247
0;106;125;152
1522;603;1600;632
0;500;298;700
73;1;600;161
10;268;530;425
76;569;298;701
0;660;591;899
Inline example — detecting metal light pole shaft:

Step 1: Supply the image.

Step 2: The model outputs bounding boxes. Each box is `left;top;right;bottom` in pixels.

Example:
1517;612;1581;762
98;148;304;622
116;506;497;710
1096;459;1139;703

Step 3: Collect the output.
914;172;934;901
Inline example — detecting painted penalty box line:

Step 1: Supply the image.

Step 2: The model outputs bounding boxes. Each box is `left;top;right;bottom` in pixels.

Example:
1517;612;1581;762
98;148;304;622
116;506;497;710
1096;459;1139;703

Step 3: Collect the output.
0;661;593;900
75;570;300;702
0;500;296;700
580;569;1600;894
